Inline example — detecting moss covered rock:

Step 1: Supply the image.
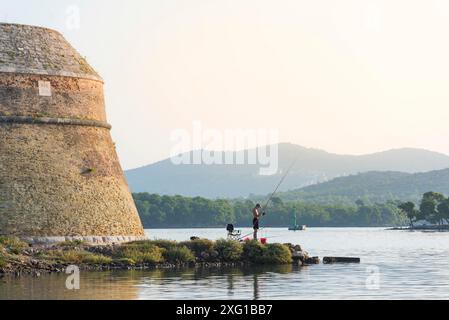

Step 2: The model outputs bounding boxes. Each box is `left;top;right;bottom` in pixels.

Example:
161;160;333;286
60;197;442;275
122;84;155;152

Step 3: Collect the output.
0;237;306;275
262;244;293;264
181;239;218;262
0;253;6;269
0;237;28;254
243;241;292;264
215;240;243;262
163;246;195;264
114;243;164;264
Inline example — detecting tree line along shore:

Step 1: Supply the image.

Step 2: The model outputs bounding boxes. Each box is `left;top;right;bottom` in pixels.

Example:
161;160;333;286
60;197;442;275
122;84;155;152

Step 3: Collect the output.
398;192;449;228
134;191;449;229
133;193;407;228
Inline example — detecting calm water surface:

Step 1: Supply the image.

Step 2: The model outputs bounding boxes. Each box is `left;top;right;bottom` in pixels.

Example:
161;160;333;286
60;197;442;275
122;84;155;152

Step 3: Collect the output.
2;228;449;300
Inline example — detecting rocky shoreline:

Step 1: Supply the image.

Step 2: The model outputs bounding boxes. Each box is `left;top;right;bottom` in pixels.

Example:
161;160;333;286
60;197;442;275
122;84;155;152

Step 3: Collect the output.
388;225;449;231
0;238;319;277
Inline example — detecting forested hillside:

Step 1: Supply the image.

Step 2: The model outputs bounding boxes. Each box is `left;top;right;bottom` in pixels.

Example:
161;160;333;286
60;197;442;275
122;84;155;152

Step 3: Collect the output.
276;169;449;204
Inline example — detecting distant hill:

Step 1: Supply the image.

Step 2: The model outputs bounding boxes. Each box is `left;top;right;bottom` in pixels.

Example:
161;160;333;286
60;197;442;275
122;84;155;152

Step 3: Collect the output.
125;143;449;198
276;169;449;204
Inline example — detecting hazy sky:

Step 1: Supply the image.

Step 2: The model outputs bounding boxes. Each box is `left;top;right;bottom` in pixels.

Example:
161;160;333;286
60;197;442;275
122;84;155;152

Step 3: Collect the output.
2;0;449;169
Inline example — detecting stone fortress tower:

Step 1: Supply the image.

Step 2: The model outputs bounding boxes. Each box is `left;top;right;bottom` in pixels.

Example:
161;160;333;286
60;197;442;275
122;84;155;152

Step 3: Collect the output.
0;23;145;244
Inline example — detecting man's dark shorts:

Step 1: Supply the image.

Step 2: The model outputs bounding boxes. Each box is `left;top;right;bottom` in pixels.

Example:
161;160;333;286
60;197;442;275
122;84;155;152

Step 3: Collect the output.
253;218;260;230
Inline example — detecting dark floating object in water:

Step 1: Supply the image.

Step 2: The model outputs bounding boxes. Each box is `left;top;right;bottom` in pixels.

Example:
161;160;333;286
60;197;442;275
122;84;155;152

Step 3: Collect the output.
304;257;321;265
323;257;361;264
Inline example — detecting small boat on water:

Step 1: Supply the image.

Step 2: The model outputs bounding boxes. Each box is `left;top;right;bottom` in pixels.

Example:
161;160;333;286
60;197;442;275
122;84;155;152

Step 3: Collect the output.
289;225;307;231
288;213;306;231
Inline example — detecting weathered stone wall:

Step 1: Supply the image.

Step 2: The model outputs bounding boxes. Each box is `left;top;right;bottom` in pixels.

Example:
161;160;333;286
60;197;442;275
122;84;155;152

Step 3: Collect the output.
0;23;145;241
0;74;106;121
0;124;145;237
0;23;101;81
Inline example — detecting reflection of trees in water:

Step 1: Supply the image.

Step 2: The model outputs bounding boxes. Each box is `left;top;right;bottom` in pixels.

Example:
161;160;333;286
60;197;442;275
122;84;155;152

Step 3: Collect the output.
0;265;304;300
0;271;141;300
143;265;297;300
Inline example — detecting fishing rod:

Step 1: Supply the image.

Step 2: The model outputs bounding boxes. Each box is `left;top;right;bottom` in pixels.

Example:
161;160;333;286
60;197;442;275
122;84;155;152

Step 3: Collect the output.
261;156;299;217
237;155;300;240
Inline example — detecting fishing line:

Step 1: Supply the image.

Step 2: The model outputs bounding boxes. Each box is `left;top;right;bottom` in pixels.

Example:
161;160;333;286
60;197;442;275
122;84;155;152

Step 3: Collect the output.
237;230;292;241
237;227;291;241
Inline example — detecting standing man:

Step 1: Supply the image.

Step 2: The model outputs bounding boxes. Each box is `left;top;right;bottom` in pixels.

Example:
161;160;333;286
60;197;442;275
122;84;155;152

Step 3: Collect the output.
252;204;264;240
